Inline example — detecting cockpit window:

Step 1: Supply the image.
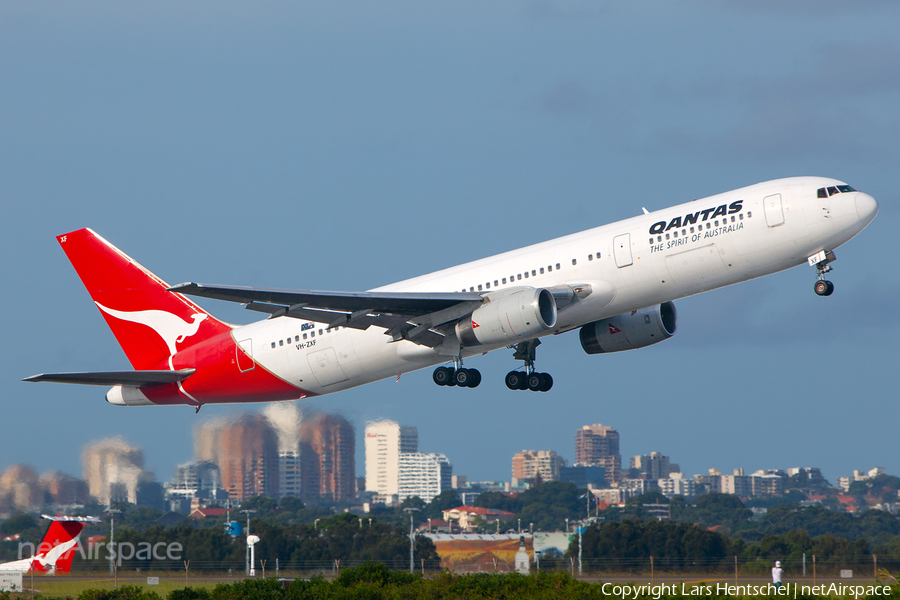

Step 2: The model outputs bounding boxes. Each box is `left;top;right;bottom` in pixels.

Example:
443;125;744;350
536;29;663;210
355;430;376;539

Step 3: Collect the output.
817;185;857;198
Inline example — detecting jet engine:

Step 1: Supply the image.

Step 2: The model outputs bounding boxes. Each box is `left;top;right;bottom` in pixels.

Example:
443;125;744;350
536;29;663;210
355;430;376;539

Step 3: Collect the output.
579;301;676;354
456;288;557;347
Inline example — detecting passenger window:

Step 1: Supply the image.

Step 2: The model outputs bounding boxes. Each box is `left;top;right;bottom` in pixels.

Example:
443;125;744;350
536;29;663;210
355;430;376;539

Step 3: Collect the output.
311;331;315;338
556;263;561;270
303;333;307;340
747;212;752;218
731;216;735;222
540;268;545;274
279;340;284;346
494;280;499;286
531;270;536;276
295;336;299;342
470;287;475;292
714;220;719;226
657;236;662;243
502;277;507;284
517;274;522;280
706;223;711;229
271;342;276;349
547;265;552;272
524;273;529;279
595;252;601;259
665;233;670;240
739;214;743;220
486;282;491;289
318;329;323;335
673;230;678;238
689;227;694;233
588;254;593;261
682;229;686;236
478;284;483;291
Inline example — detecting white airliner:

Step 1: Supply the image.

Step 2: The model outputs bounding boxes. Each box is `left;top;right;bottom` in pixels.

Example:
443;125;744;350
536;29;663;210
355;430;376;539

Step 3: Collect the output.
25;177;877;410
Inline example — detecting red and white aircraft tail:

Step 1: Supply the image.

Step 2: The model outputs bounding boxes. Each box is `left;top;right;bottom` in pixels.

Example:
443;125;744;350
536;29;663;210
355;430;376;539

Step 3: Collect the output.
57;228;233;370
0;516;100;574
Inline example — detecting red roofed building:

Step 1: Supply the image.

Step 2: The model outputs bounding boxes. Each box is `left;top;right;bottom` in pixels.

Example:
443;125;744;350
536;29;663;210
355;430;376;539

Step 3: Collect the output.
190;507;227;520
442;505;515;531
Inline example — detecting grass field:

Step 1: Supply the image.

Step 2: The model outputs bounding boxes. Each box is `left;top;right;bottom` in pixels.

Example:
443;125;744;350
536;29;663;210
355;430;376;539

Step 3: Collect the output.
10;570;888;599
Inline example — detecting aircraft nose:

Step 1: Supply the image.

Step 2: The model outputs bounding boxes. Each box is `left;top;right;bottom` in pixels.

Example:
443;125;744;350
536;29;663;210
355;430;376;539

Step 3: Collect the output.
855;192;878;226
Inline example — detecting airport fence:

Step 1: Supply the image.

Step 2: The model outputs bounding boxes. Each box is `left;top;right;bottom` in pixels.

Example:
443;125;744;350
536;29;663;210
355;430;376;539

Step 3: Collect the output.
65;554;899;581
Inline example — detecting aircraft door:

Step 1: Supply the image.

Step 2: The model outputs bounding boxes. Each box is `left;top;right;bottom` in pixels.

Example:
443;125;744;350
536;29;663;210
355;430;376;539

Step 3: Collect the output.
764;194;785;227
236;339;255;372
613;234;633;268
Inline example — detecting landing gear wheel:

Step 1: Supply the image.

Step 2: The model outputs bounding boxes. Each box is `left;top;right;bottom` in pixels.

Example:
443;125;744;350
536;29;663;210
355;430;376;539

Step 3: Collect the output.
455;368;474;388
527;373;544;392
468;369;482;388
539;373;553;392
433;366;452;386
814;280;834;296
506;371;525;390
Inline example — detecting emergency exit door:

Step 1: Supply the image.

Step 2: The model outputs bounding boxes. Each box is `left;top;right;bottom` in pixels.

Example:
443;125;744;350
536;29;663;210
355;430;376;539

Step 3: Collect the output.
613;234;633;268
764;194;785;227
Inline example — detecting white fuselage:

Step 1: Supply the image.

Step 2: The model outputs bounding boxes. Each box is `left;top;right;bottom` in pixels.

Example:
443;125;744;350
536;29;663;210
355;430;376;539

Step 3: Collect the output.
233;177;876;397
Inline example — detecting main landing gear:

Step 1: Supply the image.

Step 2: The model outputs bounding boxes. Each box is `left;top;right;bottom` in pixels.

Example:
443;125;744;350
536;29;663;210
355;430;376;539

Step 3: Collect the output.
433;365;481;388
505;339;553;392
809;250;836;297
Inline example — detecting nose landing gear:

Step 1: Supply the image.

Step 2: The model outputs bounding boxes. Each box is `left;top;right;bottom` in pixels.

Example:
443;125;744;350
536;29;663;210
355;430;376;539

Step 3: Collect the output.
506;339;553;392
809;250;836;297
814;280;834;297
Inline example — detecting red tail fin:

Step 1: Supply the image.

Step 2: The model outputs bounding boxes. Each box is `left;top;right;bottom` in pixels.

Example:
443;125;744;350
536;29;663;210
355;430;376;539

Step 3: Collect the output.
58;229;232;370
30;520;84;573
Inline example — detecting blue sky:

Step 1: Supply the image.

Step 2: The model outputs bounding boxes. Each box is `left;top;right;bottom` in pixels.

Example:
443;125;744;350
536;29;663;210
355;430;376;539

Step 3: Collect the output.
2;1;897;488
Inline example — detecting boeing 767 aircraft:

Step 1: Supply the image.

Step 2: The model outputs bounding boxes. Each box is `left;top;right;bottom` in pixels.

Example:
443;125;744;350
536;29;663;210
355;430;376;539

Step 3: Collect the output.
26;177;877;410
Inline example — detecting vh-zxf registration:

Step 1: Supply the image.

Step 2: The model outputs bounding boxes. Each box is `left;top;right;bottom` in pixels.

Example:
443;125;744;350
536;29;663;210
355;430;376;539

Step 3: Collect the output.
26;177;878;410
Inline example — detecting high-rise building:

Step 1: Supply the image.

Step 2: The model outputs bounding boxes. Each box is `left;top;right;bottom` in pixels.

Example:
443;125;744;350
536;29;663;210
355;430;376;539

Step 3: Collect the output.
81;436;150;505
0;465;44;510
39;471;90;506
658;473;697;498
263;404;304;500
630;452;678;480
575;424;622;483
398;453;452;502
300;413;355;502
168;461;221;497
365;421;418;497
511;450;566;483
214;414;279;501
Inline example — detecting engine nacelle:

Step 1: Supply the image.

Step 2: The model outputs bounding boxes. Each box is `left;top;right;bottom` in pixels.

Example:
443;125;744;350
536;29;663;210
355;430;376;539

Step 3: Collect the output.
456;288;557;347
579;302;677;354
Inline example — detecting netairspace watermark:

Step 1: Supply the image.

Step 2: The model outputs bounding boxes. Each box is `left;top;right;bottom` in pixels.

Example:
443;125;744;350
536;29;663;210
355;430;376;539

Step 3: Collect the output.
600;583;894;598
19;540;182;567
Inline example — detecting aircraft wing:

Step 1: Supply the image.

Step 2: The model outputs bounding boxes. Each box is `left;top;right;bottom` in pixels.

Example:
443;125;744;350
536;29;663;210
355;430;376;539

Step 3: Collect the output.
23;369;196;386
169;282;484;347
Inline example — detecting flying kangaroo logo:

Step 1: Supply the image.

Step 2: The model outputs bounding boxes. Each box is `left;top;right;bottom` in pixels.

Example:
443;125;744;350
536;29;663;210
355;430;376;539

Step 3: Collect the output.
95;303;208;356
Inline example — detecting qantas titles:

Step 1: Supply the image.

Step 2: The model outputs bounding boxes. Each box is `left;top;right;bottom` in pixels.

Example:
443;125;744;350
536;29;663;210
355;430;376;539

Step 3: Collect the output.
649;201;744;235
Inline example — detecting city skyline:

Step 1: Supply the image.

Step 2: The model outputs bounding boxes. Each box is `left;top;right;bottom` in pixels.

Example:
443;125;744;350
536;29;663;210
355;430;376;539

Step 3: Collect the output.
0;409;890;515
3;2;897;488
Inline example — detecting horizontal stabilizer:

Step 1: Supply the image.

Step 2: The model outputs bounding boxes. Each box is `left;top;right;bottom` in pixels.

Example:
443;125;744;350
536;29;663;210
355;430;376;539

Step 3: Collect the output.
23;369;195;387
